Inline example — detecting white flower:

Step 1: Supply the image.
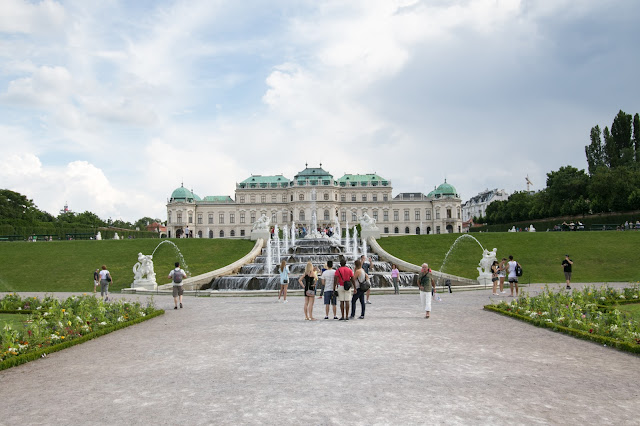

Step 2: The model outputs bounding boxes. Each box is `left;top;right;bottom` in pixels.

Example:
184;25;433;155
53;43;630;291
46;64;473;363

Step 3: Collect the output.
51;334;60;340
610;325;618;332
117;316;125;322
99;322;107;326
600;297;606;301
633;295;638;299
619;295;625;299
36;306;42;310
545;319;553;323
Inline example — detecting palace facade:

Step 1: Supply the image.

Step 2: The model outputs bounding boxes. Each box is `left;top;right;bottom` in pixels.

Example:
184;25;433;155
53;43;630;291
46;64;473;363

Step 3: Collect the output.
166;165;462;239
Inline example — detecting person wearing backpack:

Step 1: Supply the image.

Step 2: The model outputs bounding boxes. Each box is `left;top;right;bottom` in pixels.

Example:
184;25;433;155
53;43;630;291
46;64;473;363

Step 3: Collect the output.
98;265;113;301
507;255;521;297
334;257;354;320
168;262;187;309
418;263;435;318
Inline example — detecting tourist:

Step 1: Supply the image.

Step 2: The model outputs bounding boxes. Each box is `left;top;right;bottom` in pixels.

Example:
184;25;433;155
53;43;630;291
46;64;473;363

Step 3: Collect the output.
98;265;112;302
321;260;338;319
168;262;187;309
335;257;354;320
362;255;372;304
350;259;368;319
185;226;189;238
391;263;400;294
316;265;324;298
491;260;500;295
507;255;520;297
278;259;289;303
93;268;100;293
418;263;435;318
299;261;317;320
498;258;507;294
562;254;573;290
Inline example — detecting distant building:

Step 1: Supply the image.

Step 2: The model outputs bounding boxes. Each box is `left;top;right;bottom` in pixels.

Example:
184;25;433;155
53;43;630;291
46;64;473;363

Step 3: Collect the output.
462;188;509;222
165;165;463;239
146;222;167;236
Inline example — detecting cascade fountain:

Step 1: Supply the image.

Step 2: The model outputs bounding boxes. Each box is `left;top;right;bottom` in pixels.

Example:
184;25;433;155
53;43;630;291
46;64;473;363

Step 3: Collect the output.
265;237;273;274
283;224;289;253
438;234;498;287
291;221;296;248
274;224;281;264
344;220;350;255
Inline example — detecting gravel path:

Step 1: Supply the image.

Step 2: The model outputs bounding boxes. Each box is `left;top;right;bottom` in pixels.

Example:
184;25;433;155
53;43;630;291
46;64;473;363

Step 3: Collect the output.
1;283;638;425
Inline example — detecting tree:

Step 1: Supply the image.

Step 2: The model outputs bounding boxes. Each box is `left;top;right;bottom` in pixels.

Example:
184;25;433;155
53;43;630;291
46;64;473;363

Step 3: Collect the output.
585;125;605;174
0;189;42;223
633;113;640;163
604;110;633;168
134;217;161;230
545;166;589;217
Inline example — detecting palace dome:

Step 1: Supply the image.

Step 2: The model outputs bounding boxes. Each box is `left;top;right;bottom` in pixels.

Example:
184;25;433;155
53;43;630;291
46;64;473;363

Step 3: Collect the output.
170;185;198;202
427;180;459;199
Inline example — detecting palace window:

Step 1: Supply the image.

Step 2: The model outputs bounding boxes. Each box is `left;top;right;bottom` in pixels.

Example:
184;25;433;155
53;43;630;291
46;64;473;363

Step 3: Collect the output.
352;212;357;222
426;209;431;220
271;195;276;203
219;213;224;224
447;208;452;219
208;213;213;224
394;227;399;234
282;212;287;222
341;211;346;222
372;194;377;202
282;194;287;202
240;213;245;224
415;210;420;220
341;194;346;202
240;230;245;237
394;211;399;221
324;193;329;201
230;213;235;224
272;213;277;223
362;194;367;202
239;196;245;203
436;209;440;219
300;211;305;221
168;212;172;224
230;230;235;237
324;210;330;220
405;227;410;234
373;210;378;220
197;214;202;224
384;227;389;233
251;212;256;223
299;194;304;201
250;195;255;203
177;212;182;223
261;195;266;203
351;194;356;202
220;230;224;237
383;194;388;201
404;210;409;221
383;211;389;221
188;214;193;224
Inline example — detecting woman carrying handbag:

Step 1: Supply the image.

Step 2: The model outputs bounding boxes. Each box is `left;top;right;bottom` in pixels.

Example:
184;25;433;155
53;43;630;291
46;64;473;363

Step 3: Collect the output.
299;261;317;320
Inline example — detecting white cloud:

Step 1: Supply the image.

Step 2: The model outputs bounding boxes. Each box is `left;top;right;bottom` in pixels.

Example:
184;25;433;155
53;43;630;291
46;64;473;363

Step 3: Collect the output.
1;65;73;106
0;0;66;35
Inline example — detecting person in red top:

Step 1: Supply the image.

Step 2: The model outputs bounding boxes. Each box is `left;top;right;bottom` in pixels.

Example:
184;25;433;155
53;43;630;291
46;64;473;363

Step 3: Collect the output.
334;256;354;320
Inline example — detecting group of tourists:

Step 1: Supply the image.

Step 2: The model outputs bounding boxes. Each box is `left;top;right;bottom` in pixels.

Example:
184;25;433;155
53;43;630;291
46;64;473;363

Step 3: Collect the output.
490;255;522;297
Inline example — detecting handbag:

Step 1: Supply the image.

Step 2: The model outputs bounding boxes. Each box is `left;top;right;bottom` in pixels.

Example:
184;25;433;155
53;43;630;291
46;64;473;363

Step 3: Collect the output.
106;273;112;283
305;290;315;297
360;277;371;292
338;268;352;291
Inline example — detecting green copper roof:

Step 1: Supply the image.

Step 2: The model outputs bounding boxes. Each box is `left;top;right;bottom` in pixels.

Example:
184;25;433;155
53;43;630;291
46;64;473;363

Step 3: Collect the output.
427;180;459;198
170;186;197;202
337;173;389;187
294;165;333;181
202;196;234;203
239;175;290;188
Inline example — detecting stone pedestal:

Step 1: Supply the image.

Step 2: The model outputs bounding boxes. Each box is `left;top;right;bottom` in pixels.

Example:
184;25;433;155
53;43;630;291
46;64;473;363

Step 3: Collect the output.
477;274;492;288
251;230;270;244
132;278;157;291
361;229;381;240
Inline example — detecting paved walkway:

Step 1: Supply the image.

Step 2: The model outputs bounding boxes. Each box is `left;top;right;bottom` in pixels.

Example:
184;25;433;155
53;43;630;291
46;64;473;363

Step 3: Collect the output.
1;283;638;425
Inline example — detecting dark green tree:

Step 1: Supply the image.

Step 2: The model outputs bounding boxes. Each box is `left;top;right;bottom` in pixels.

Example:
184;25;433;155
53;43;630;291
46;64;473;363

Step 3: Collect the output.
546;166;589;217
604;110;633;168
633;113;640;163
585;125;605;174
134;217;161;230
0;189;41;223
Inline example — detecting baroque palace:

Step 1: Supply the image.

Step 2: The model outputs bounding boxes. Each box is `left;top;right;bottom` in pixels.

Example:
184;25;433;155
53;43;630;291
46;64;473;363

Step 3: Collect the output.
166;164;462;239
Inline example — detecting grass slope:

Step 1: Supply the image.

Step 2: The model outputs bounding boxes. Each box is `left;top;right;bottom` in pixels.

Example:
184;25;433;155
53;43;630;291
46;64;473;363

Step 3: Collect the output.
378;232;640;283
0;238;254;292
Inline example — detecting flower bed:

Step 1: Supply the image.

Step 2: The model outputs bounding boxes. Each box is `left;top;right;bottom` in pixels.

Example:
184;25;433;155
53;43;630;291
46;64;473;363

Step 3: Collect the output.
1;293;163;370
484;284;640;354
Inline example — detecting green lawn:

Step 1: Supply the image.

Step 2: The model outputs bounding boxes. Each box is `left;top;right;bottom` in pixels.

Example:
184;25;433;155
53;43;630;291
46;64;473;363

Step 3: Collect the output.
378;232;640;283
0;238;254;292
618;303;640;322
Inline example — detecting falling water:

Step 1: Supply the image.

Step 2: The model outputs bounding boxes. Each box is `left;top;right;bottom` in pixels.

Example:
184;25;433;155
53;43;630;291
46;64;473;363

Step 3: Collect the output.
345;220;350;255
361;237;368;259
274;224;281;264
151;240;191;275
265;240;273;274
352;226;358;259
291;221;296;247
439;234;485;273
283;224;289;253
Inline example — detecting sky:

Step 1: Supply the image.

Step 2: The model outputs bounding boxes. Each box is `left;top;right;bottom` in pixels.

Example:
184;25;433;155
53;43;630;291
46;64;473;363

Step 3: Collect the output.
1;0;639;223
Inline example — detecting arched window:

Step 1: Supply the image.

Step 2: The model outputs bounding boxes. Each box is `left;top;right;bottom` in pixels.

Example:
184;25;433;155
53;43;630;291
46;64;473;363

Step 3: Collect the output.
219;230;224;237
446;224;453;233
197;231;202;238
405;227;410;234
416;227;421;234
324;209;330;220
394;227;399;234
209;230;213;238
427;227;431;234
230;230;235;237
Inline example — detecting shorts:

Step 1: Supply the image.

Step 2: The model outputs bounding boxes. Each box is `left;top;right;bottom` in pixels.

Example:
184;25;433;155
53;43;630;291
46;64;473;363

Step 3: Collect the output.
324;290;336;305
337;286;353;302
508;278;518;284
94;280;99;287
564;271;572;280
173;285;184;297
491;277;499;282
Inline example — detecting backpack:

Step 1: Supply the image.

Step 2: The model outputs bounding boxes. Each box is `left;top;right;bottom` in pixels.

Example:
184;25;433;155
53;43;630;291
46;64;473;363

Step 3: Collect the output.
515;264;523;277
173;269;183;283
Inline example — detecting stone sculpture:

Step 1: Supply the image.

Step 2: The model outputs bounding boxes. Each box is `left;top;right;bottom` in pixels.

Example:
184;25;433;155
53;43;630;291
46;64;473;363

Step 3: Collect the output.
359;213;378;230
252;214;271;230
132;252;157;290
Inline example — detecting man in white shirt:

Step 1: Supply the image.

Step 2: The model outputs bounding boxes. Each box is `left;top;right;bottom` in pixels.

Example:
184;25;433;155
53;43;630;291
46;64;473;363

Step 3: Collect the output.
321;260;338;320
507;255;520;297
168;262;187;309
